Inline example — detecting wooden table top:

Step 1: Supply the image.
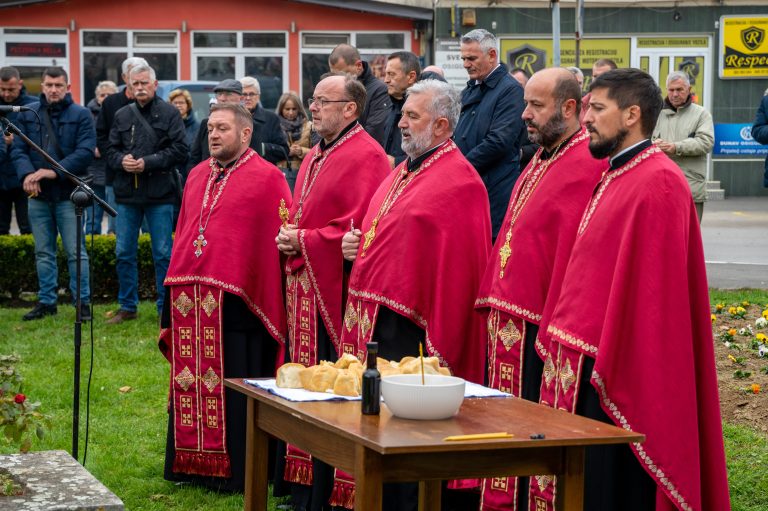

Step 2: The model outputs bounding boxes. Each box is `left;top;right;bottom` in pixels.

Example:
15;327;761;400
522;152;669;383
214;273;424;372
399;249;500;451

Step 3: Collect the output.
226;378;644;455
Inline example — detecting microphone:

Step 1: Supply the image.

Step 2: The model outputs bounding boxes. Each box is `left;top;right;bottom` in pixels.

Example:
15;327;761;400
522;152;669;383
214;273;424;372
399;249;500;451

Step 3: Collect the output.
0;105;32;113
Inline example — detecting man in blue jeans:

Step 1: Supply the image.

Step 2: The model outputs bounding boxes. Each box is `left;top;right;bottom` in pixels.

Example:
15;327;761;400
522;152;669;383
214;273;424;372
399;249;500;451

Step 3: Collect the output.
11;67;95;321
105;64;187;323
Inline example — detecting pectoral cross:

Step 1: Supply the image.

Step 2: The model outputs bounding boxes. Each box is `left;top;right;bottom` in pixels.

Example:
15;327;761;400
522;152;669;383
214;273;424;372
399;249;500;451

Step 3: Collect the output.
278;198;290;227
193;233;207;257
360;218;378;258
498;242;511;278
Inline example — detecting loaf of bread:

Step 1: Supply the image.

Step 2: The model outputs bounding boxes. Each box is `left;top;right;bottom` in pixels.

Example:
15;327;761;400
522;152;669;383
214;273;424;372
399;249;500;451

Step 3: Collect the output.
333;369;361;397
276;363;305;388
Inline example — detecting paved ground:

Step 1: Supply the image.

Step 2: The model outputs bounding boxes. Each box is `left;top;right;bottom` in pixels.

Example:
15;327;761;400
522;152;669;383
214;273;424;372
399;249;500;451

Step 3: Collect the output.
701;197;768;289
6;197;766;289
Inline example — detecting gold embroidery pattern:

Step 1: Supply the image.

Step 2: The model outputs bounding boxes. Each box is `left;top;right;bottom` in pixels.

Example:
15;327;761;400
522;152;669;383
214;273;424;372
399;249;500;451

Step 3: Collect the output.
498;320;522;350
360;309;372;339
559;358;576;393
578;146;661;235
299;229;340;347
164;276;286;344
348;289;450;370
344;302;358;332
201;367;221;393
206;397;218;428
592;370;691;511
534;496;548;511
180;395;193;426
490;477;508;491
297;270;310;293
534;475;552;492
201;290;219;317
175;366;195;392
174;292;194;317
543;355;556;388
475;296;542;322
546;325;598;355
535;335;549;359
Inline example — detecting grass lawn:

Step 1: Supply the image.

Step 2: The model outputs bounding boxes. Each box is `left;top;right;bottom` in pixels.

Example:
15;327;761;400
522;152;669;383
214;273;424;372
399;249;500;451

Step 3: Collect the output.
1;290;768;510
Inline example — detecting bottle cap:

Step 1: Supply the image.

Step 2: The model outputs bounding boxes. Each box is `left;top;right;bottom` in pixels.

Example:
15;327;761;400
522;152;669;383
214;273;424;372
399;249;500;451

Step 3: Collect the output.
366;342;378;352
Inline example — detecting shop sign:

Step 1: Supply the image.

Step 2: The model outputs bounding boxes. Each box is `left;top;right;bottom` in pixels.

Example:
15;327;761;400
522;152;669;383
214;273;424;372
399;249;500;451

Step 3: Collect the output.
719;15;768;78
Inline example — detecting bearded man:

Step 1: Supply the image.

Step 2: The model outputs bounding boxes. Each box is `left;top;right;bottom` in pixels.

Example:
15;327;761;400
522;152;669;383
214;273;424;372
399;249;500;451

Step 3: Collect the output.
532;68;730;511
160;103;290;492
338;78;491;511
475;67;605;511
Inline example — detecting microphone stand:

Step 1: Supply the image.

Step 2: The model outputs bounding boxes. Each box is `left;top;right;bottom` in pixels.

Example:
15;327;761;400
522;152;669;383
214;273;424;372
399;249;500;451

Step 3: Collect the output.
1;115;117;462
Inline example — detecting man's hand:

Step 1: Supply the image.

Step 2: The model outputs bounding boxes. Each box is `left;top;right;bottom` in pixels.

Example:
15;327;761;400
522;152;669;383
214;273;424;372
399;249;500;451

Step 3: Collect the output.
3;133;12;146
276;224;301;256
654;139;676;156
122;154;146;173
289;143;302;158
22;168;57;197
342;229;362;261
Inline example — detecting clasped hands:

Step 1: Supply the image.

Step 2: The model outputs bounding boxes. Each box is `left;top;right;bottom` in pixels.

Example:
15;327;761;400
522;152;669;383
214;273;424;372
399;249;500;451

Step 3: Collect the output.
122;154;146;173
276;224;301;256
23;168;57;197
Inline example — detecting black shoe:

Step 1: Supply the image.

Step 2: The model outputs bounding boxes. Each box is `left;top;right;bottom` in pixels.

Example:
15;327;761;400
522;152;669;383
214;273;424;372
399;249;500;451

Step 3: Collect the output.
79;303;92;322
23;303;58;321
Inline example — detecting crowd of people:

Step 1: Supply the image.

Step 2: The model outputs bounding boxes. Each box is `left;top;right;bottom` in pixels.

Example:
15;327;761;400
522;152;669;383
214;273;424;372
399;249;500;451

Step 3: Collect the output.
4;25;762;510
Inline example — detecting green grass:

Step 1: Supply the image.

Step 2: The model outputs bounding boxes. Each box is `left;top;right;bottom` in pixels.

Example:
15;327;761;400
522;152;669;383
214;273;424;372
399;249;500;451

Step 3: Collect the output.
0;301;283;510
3;294;768;510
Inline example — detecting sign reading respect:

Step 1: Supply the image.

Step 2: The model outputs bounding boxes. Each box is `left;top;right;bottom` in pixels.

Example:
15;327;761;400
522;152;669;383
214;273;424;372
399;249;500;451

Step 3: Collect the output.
719;15;768;79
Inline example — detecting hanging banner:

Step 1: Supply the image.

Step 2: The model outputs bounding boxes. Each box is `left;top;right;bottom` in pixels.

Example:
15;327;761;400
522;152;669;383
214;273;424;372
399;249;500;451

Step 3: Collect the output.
719;15;768;78
713;123;768;156
499;37;631;78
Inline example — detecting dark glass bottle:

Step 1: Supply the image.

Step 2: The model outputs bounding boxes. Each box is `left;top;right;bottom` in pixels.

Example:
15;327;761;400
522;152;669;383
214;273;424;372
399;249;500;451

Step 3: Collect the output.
362;342;381;415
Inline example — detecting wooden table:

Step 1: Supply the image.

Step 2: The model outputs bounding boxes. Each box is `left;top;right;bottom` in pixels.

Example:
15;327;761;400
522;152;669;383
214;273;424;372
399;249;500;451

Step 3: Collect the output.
225;378;643;511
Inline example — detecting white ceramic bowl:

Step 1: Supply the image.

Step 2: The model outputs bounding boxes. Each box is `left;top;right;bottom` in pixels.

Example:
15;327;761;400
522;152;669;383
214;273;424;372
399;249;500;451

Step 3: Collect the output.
381;374;465;420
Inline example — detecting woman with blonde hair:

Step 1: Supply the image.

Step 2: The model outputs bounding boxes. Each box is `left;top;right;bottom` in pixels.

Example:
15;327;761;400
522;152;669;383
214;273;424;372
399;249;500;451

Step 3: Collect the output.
275;92;314;179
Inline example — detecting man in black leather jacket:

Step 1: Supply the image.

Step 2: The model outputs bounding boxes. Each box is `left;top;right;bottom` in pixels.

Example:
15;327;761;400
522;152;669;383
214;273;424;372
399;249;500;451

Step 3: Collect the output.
105;64;188;324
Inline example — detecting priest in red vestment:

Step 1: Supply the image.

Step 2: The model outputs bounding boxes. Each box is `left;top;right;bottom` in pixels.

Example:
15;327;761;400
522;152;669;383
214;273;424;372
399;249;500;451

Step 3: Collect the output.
159;103;290;492
274;73;390;510
475;67;605;511
532;69;730;511
337;79;491;511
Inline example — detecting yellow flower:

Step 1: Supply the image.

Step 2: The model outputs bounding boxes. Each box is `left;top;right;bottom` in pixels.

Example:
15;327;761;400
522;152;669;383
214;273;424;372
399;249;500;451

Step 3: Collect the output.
711;314;716;324
715;303;724;311
728;328;737;337
751;384;761;394
737;306;747;314
728;306;737;314
757;333;767;342
763;309;768;320
728;354;737;363
742;300;750;307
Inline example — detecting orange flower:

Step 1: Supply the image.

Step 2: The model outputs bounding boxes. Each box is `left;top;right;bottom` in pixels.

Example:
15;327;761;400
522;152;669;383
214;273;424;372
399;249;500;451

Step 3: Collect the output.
751;384;761;394
728;328;737;337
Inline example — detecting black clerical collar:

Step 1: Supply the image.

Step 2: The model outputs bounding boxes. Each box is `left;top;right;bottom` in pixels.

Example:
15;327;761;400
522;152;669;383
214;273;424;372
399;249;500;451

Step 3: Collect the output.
319;120;358;151
609;139;652;170
214;150;246;180
540;128;580;160
406;142;443;172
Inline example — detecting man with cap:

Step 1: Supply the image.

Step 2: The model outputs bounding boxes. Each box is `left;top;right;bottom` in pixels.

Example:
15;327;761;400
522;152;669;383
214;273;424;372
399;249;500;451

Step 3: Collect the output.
190;79;244;167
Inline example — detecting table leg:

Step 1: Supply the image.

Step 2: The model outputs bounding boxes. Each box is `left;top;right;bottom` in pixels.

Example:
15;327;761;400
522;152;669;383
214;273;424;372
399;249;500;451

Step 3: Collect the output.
556;446;585;511
354;443;382;511
244;398;268;511
418;480;441;511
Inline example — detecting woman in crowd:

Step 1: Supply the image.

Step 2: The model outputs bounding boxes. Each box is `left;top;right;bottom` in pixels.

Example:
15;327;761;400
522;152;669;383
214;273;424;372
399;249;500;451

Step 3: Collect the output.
169;88;200;147
275;92;314;182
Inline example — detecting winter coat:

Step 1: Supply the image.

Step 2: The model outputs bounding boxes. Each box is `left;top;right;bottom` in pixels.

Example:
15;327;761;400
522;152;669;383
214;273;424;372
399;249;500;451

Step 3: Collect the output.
85;97;108;187
654;97;714;202
11;93;95;202
751;91;768;188
358;60;390;147
106;96;188;205
454;64;525;238
0;88;38;191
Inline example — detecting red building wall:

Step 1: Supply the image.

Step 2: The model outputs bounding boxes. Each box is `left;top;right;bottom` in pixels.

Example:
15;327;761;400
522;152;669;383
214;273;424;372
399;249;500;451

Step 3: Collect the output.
1;0;420;99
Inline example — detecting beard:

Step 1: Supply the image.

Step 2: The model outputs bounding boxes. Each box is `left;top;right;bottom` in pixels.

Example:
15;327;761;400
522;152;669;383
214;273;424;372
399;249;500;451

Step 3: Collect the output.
588;126;629;159
401;123;435;159
526;110;567;149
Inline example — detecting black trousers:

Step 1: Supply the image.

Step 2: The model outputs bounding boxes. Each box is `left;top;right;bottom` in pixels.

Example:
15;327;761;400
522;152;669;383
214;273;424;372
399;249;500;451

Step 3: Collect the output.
0;187;30;234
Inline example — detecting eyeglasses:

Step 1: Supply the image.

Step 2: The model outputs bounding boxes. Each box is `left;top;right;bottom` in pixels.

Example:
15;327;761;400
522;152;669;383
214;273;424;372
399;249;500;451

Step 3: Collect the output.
242;92;259;98
307;97;350;108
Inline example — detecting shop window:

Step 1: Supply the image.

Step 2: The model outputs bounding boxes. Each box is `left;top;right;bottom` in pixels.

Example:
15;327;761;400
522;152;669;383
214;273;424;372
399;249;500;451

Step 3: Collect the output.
1;28;69;97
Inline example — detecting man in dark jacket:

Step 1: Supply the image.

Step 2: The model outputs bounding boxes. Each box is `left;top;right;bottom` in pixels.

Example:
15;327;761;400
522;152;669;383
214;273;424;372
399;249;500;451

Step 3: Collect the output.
0;66;37;235
239;76;289;164
329;44;390;146
382;51;420;168
105;64;188;323
85;80;118;234
190;79;247;167
454;29;525;241
751;89;768;188
11;67;95;321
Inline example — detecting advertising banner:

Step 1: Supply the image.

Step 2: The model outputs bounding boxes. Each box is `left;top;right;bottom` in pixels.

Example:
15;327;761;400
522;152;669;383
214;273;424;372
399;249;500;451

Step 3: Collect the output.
713;123;768;156
719;15;768;79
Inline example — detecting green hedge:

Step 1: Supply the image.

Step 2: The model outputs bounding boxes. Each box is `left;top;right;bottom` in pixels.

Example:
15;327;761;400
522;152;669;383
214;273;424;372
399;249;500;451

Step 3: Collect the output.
0;234;158;302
